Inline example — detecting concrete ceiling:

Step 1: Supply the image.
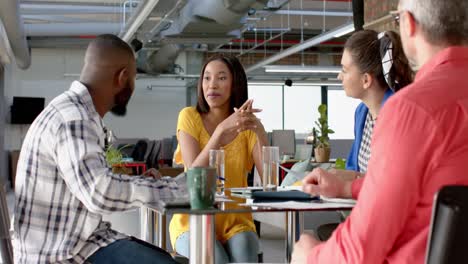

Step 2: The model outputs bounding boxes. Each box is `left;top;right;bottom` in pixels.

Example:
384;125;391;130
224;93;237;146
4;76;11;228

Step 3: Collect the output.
16;0;354;81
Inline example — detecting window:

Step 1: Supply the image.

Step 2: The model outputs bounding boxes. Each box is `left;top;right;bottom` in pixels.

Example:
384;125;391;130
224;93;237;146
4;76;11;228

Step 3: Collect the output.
284;85;321;134
327;89;360;139
248;84;321;135
248;85;282;131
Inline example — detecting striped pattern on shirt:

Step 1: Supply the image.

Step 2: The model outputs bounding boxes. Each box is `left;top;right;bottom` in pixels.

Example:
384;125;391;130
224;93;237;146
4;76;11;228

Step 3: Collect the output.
13;81;186;263
358;112;376;173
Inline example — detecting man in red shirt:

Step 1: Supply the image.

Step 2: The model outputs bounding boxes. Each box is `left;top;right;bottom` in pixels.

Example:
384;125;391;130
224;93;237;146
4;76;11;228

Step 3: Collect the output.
292;0;468;263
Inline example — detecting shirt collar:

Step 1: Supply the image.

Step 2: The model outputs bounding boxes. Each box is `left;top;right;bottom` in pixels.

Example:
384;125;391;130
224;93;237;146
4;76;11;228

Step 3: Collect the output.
69;81;103;124
416;46;468;82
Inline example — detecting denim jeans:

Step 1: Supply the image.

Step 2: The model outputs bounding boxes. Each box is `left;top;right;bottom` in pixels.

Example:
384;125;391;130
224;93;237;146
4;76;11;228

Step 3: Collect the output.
175;231;259;264
87;237;177;264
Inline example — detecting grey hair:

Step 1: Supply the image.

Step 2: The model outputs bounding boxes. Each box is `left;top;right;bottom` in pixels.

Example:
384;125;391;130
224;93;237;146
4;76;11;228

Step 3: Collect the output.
400;0;468;45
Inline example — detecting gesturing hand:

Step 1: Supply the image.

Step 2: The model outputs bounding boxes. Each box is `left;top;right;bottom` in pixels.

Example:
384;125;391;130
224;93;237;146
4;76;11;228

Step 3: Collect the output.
233;99;264;134
217;99;262;143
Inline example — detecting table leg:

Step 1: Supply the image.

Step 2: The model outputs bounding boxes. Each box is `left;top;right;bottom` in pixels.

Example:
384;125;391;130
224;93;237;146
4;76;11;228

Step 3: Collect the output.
156;212;166;250
286;211;304;262
189;214;215;264
140;207;155;244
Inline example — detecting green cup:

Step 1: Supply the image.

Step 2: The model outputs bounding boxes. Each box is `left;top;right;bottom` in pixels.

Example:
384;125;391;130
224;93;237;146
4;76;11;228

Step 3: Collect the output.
187;167;217;209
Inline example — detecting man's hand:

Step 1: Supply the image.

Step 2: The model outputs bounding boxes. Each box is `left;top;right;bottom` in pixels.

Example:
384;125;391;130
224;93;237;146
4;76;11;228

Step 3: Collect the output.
302;168;353;198
329;168;363;181
142;168;161;179
291;233;322;263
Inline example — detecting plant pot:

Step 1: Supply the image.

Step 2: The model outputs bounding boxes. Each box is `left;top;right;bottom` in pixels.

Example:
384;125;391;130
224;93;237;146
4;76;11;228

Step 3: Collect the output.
314;147;331;163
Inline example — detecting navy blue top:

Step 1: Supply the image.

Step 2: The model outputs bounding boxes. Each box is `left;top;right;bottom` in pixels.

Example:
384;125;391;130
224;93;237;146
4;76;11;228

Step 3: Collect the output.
345;89;394;171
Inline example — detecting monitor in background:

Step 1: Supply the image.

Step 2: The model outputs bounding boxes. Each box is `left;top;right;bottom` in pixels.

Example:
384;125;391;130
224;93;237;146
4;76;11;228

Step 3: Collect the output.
11;97;45;124
271;129;296;157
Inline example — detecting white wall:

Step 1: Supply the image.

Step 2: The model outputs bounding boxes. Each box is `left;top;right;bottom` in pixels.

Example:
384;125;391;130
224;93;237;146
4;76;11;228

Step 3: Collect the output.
4;48;188;151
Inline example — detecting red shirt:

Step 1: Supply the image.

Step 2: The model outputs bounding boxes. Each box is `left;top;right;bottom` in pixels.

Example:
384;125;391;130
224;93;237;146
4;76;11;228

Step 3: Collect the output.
308;46;468;264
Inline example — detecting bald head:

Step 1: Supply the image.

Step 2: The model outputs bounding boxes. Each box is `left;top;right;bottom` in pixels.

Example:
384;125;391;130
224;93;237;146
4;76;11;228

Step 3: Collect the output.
80;34;137;117
81;34;136;84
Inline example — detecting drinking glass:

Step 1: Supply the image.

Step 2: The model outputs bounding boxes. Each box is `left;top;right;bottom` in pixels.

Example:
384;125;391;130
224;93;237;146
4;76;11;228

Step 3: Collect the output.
209;149;225;195
262;146;279;191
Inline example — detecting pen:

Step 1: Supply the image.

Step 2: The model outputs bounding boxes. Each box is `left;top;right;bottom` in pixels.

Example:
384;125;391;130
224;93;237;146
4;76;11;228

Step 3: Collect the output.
217;176;226;181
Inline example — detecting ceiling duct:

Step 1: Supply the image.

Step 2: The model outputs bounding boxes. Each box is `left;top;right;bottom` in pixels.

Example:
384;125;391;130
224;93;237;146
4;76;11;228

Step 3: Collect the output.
0;0;31;69
138;43;182;75
160;0;268;42
0;21;13;65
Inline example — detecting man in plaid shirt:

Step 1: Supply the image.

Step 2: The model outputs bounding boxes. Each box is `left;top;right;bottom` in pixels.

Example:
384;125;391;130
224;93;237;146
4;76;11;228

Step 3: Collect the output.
13;34;184;263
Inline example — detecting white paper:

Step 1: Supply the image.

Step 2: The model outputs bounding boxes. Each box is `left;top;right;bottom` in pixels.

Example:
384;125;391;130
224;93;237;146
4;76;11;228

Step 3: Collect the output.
241;200;355;210
215;195;233;202
321;196;357;204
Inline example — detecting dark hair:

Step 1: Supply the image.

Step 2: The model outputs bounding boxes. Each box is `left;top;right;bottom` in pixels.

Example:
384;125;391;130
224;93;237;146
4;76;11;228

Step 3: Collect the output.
196;54;248;114
344;30;413;92
91;34;135;58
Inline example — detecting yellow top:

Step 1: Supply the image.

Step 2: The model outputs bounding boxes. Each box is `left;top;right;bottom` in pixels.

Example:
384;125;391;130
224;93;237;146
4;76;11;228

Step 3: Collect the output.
169;107;258;246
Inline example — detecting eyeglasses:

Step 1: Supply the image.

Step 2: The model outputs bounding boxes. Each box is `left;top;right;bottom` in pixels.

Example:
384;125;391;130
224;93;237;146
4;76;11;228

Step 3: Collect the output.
389;10;402;24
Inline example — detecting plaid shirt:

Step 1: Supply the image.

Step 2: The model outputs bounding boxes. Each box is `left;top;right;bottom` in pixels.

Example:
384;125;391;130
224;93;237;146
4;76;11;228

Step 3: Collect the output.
13;81;186;263
358;112;376;173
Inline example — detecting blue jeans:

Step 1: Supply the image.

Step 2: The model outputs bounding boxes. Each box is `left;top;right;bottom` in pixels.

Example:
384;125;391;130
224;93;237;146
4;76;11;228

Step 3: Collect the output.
175;231;259;264
87;237;177;264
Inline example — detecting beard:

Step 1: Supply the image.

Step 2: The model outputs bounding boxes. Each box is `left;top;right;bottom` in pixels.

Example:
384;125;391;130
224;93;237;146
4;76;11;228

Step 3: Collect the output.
111;82;133;116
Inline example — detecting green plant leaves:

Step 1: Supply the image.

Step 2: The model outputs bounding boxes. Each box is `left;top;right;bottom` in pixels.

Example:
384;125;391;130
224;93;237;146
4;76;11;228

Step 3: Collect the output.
105;144;130;166
314;104;334;147
335;158;346;169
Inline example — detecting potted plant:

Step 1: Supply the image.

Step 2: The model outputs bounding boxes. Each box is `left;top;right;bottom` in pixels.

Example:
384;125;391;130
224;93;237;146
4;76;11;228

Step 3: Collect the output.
314;104;334;162
106;144;132;174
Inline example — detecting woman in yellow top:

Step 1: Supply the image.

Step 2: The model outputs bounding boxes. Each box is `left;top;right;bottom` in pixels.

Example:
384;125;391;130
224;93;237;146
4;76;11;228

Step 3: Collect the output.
169;54;268;263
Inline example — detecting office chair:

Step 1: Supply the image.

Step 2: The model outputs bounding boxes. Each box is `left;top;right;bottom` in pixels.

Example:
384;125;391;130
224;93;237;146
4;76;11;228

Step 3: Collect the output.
271;130;296;158
425;185;468;264
131;140;148;162
0;179;13;264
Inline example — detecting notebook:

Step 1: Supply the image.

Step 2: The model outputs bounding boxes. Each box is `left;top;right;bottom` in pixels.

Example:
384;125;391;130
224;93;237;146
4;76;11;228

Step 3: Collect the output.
251;190;319;202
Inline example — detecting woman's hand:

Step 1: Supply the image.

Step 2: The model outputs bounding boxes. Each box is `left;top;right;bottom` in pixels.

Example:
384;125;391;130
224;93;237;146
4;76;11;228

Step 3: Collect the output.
235;100;266;136
216;100;262;145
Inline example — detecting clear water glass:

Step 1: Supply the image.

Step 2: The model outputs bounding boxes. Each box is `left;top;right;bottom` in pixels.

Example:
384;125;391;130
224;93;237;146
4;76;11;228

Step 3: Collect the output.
262;146;279;191
209;149;225;195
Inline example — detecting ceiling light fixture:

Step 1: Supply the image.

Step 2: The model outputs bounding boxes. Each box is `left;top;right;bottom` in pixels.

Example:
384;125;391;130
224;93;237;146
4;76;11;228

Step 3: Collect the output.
248;81;342;87
264;65;341;73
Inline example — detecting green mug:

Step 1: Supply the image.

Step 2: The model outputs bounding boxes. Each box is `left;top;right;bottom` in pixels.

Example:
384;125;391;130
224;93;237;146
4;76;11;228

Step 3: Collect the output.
186;167;217;209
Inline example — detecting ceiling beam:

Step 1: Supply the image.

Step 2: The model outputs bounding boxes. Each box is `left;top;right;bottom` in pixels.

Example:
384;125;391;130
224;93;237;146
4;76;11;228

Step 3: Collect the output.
245;22;353;73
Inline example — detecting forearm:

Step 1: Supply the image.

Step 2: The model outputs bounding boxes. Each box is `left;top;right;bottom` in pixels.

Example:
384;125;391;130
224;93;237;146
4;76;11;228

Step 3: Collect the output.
191;129;223;167
256;128;269;148
64;160;186;214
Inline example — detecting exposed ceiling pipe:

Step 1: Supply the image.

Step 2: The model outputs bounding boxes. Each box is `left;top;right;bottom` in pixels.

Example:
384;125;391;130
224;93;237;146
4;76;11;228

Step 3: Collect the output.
142;0;186;43
23;15;96;24
245;22;353;73
120;0;161;42
0;0;31;69
20;3;128;15
257;9;353;17
24;23;121;36
0;21;13;65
